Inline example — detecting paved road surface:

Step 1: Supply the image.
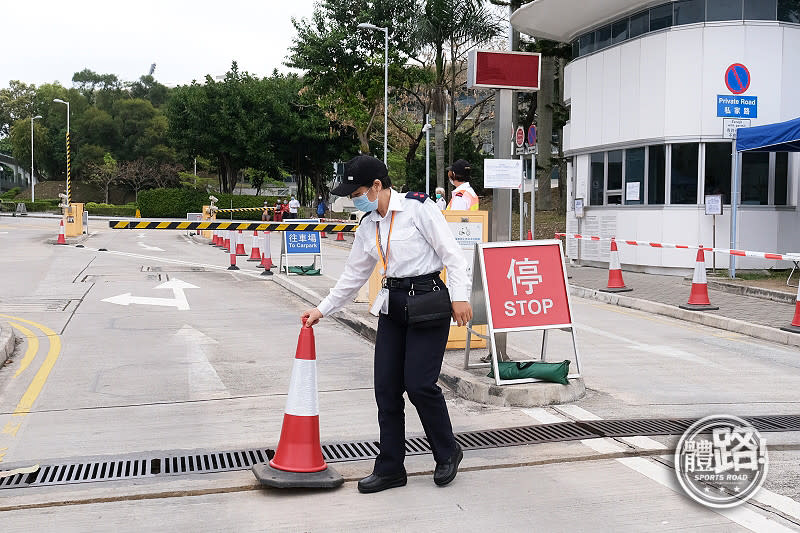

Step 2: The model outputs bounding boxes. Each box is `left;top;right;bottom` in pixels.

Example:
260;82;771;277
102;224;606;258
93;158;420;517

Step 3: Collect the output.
0;216;798;531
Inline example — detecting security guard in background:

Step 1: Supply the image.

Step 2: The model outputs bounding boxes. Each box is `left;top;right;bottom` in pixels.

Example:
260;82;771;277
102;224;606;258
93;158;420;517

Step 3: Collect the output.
446;159;480;211
303;155;472;494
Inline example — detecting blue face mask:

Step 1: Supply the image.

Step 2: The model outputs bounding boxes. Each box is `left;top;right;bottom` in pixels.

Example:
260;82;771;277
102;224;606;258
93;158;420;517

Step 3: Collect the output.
352;190;378;212
436;194;442;199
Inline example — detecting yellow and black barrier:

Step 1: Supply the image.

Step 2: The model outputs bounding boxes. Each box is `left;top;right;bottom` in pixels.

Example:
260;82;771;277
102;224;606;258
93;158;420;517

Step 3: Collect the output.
214;207;274;213
108;220;358;232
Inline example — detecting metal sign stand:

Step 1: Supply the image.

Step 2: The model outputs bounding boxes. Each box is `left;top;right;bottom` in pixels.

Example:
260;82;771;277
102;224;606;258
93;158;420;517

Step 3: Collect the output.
464;240;582;386
279;219;324;275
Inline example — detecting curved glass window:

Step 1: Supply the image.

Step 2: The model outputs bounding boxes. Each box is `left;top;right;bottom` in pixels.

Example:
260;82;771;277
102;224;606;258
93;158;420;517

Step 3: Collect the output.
707;0;742;21
571;0;792;60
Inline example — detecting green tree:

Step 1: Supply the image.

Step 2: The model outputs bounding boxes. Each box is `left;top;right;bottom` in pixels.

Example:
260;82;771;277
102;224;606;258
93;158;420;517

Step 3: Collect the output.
129;75;170;108
0;81;37;137
86;152;118;204
287;0;418;156
415;0;501;189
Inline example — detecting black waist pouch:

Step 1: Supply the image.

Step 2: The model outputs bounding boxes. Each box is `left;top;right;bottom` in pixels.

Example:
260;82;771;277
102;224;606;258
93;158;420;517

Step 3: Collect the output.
406;284;452;327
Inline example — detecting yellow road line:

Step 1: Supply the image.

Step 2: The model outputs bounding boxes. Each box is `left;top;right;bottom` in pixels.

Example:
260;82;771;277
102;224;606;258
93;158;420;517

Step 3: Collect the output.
0;315;62;416
8;322;39;378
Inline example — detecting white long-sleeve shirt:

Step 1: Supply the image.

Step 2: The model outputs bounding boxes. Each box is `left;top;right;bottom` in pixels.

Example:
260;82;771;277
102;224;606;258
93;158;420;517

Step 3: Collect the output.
317;190;469;317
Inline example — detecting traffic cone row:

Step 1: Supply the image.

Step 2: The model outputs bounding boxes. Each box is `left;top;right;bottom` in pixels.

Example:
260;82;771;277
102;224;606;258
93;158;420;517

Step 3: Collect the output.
781;283;800;334
251;318;343;489
248;230;262;261
680;247;719;311
235;230;246;256
56;218;66;245
601;240;631;293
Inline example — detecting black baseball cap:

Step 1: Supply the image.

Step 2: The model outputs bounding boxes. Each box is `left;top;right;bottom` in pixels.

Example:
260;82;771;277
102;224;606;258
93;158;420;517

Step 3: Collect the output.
331;155;388;197
447;159;471;179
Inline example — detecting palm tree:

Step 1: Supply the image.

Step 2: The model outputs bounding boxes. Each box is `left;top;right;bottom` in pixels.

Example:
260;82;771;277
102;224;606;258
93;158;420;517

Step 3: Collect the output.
415;0;501;190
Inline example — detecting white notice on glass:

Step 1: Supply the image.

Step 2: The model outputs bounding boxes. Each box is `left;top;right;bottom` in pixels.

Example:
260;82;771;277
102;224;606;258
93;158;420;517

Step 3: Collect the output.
625;182;640;201
484;159;523;189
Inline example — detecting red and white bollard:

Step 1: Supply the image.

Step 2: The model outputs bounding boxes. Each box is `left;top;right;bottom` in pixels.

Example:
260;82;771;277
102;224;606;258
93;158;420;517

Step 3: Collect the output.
228;247;240;270
781;283;800;334
260;231;274;275
679;246;719;311
248;230;262;261
56;218;67;245
600;240;631;293
235;230;247;256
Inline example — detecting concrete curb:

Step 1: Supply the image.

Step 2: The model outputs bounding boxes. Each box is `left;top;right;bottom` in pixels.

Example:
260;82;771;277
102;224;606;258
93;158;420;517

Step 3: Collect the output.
0;321;17;367
571;285;800;348
704;278;797;304
271;274;586;407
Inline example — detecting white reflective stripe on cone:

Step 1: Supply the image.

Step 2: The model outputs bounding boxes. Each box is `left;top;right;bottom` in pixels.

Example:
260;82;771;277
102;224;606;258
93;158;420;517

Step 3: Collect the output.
795;283;800;303
610;250;621;271
284;359;319;416
692;260;707;284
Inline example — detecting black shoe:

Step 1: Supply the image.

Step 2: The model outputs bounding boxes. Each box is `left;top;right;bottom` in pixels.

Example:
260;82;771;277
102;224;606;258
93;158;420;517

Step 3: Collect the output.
434;445;463;486
357;471;407;494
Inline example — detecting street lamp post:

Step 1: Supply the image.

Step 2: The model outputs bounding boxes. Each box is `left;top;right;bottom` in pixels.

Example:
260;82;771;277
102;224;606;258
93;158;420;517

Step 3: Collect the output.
53;99;71;205
30;115;42;202
423;115;432;196
357;22;388;166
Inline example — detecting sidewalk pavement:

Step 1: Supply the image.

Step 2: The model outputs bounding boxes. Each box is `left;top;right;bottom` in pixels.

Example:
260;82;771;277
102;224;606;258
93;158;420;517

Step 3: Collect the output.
566;265;800;347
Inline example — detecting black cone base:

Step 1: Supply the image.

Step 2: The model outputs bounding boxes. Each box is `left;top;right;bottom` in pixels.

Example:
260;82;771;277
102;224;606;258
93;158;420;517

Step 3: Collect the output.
780;325;800;334
260;269;274;276
228;265;240;270
679;303;719;311
600;287;632;293
252;462;343;489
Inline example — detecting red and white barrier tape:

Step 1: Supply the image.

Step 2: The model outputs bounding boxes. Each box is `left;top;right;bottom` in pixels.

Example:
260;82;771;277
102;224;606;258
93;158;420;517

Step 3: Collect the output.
554;233;800;262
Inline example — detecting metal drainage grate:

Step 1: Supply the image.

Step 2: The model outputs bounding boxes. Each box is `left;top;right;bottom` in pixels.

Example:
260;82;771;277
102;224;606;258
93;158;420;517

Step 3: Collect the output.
577;418;697;437
3;415;800;490
0;298;72;312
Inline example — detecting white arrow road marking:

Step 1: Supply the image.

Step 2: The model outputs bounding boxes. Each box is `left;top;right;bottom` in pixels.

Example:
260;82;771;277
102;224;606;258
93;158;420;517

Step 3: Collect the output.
173;325;227;397
102;278;199;310
137;241;164;252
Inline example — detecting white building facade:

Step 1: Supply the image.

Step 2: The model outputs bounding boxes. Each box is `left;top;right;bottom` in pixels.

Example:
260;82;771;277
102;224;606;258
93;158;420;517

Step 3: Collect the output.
513;0;800;272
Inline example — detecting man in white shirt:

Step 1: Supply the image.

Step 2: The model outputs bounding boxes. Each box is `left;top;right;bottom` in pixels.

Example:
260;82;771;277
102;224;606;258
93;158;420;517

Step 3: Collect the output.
303;155;471;494
288;196;300;219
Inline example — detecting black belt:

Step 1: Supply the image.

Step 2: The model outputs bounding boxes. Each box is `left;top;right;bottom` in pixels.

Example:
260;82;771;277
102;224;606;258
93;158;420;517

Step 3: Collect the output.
383;271;441;289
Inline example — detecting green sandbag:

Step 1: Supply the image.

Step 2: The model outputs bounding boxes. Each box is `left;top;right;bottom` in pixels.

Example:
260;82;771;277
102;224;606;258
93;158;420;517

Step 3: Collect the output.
288;265;321;276
487;360;570;385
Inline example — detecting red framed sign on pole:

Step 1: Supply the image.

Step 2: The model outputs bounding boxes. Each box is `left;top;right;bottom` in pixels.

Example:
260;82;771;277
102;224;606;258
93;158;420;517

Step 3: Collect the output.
465;240;582;385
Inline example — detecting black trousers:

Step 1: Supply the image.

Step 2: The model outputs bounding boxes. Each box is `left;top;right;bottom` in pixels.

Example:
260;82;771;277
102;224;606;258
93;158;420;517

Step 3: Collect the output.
372;279;457;475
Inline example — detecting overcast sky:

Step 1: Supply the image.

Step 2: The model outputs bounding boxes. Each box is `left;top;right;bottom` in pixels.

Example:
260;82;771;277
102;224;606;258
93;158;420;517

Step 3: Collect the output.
2;0;318;89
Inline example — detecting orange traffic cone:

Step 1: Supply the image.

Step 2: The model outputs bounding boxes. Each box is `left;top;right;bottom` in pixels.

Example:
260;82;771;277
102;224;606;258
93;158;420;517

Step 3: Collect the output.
235;230;247;256
527;229;533;240
335;232;345;241
680;247;719;311
781;283;800;334
260;232;274;275
248;230;262;261
320;231;327;239
56;218;66;245
210;230;218;246
223;231;231;253
252;318;343;489
601;240;631;293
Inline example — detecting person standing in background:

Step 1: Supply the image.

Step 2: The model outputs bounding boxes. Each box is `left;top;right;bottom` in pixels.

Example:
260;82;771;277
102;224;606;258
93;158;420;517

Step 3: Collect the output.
446;159;479;211
434;187;446;210
288;196;300;219
316;195;327;218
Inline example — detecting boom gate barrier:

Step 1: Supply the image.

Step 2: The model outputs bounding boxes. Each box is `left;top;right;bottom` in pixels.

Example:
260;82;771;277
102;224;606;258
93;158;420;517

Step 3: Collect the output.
108;220;358;232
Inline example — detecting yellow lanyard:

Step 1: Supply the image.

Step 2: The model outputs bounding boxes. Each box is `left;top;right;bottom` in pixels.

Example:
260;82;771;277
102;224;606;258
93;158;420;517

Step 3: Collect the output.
375;212;396;277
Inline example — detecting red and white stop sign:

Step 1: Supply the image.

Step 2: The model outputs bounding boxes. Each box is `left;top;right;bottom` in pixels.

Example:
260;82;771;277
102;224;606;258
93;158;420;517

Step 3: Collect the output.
515;126;525;148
